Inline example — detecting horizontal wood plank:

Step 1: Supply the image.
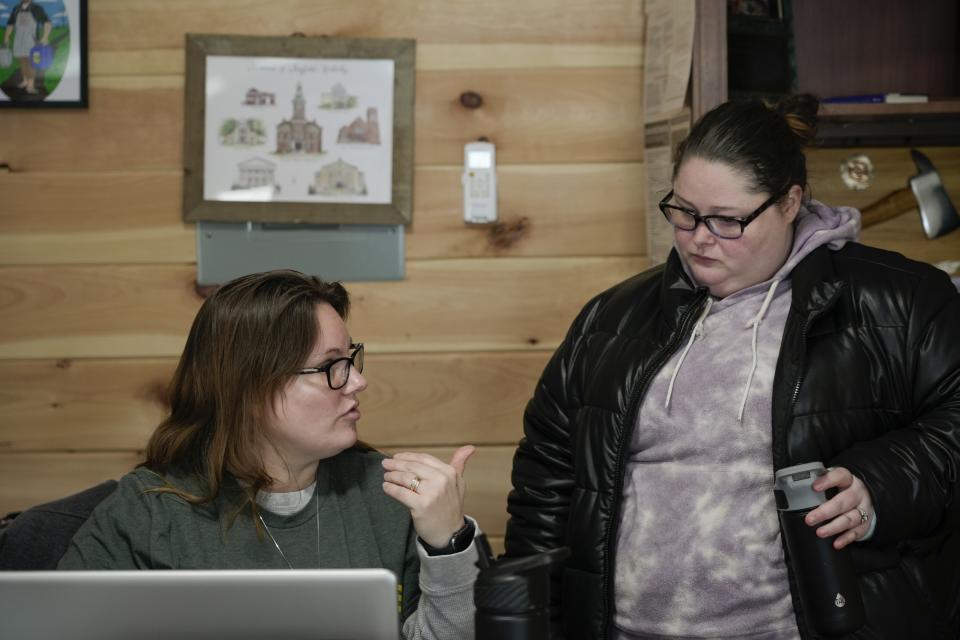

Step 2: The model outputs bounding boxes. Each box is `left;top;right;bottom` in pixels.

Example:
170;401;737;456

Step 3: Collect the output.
411;163;646;258
89;1;642;49
0;258;648;359
90;44;644;76
806;146;960;211
0;446;517;536
0;163;645;264
858;212;960;267
416;67;644;165
807;146;960;265
4;68;643;172
0;351;546;451
0;452;144;516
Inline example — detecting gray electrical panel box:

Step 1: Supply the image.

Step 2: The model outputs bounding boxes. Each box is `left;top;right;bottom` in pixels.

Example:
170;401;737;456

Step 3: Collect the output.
196;221;405;286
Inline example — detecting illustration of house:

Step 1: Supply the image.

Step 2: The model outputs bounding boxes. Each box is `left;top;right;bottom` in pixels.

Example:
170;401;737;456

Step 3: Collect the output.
232;157;277;190
276;83;322;154
337;107;381;145
309;158;368;196
220;118;267;146
244;88;276;105
319;82;357;109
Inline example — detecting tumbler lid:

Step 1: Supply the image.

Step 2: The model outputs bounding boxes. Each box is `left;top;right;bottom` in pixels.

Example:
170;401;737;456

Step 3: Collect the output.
773;461;828;511
474;547;570;614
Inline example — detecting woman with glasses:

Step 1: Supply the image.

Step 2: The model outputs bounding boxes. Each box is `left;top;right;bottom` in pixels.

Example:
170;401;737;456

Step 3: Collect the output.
504;96;960;639
59;269;480;639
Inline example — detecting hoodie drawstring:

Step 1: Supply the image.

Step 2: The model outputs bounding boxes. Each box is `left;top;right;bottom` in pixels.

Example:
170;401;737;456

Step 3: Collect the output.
664;298;714;413
737;279;780;422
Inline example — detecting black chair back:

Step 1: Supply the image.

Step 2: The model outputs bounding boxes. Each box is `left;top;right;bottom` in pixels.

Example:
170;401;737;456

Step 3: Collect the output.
0;481;118;570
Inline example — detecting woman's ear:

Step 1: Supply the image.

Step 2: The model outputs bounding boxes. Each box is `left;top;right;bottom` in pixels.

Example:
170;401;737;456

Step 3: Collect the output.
783;184;804;223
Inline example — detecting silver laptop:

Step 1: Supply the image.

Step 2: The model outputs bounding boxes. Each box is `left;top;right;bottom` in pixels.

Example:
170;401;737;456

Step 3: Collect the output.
0;569;399;640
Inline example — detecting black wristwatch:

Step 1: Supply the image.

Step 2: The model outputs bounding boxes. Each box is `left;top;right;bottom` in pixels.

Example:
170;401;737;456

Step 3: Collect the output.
420;519;476;556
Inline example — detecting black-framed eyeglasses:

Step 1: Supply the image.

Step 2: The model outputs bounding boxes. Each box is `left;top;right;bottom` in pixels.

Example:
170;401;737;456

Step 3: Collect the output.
297;343;364;390
658;188;788;240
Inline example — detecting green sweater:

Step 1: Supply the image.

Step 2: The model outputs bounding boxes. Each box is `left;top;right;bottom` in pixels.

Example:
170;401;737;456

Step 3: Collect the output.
58;448;478;640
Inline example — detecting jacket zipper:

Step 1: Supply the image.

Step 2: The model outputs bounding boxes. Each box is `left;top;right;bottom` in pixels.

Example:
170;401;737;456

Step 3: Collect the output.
776;285;843;640
600;288;709;639
786;287;844;429
790;317;810;407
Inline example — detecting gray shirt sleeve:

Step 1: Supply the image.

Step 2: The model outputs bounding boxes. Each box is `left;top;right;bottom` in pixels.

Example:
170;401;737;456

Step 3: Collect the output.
401;516;480;640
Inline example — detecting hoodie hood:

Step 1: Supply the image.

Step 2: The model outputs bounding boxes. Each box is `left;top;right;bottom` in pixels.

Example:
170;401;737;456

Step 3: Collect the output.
665;199;861;420
675;198;861;305
773;198;860;283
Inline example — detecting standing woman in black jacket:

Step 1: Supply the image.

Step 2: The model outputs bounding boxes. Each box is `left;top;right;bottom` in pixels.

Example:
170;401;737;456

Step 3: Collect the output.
504;95;960;639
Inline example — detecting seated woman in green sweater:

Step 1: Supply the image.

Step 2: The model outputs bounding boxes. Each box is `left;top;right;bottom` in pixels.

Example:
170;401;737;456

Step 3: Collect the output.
59;269;480;640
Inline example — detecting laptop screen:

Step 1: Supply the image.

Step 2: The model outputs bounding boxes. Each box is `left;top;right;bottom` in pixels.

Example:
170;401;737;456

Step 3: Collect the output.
0;568;399;640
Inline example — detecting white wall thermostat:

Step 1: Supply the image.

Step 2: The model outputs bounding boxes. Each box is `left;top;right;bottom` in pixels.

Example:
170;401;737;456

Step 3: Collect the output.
462;141;497;224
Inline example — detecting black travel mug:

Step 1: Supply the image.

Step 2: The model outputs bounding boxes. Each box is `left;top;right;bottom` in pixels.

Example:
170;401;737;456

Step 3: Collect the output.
774;462;865;636
474;545;570;640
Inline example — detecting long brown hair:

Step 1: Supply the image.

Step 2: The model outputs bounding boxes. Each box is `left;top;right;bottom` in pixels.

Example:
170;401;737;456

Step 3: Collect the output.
143;270;350;519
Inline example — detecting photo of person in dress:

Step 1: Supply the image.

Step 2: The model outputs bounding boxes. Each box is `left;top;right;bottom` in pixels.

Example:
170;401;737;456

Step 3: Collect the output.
2;0;80;103
2;0;51;97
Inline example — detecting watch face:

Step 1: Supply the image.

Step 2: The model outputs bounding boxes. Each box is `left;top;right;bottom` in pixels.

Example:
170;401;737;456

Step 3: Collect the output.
421;520;475;555
451;521;476;552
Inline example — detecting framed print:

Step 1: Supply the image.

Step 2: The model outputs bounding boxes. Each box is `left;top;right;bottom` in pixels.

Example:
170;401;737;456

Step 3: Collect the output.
183;34;416;225
0;0;87;108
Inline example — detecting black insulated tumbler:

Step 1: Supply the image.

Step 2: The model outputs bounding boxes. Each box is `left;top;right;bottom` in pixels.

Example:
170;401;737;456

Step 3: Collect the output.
774;462;865;636
474;546;570;640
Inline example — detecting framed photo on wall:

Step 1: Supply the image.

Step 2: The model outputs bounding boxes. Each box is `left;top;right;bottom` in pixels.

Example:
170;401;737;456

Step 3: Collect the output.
0;0;88;108
183;34;416;225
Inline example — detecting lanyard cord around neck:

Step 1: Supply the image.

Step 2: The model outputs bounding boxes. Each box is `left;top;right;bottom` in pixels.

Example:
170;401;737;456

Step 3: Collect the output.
257;486;320;569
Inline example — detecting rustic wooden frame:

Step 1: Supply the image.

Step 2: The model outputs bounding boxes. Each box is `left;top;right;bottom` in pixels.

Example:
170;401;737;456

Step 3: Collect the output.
182;34;415;225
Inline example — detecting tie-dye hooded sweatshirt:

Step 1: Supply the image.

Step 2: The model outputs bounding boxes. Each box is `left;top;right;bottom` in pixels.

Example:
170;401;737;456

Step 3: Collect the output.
613;200;860;639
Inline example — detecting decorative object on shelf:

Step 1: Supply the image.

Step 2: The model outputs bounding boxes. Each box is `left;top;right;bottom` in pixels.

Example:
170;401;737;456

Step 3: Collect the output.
0;0;87;108
727;0;780;18
183;34;415;225
839;154;874;190
860;149;959;239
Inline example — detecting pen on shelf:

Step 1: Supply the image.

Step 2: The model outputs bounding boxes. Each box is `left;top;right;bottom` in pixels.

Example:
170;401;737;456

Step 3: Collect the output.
820;94;884;104
821;93;928;104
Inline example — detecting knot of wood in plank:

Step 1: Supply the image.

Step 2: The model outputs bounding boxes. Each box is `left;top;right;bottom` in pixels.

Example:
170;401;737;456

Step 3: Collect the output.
459;91;483;109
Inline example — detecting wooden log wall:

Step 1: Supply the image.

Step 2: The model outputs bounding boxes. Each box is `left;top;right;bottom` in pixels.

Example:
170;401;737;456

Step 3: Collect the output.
0;0;648;554
2;2;958;556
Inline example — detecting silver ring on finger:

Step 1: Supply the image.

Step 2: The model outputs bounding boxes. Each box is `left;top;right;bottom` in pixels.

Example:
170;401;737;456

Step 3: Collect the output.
857;507;869;525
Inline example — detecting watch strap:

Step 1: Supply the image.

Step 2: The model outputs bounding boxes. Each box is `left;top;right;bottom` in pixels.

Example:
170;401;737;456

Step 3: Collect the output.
420;519;475;556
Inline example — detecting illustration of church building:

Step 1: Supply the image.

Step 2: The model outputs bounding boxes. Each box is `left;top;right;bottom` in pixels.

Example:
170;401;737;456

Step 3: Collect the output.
338;107;381;145
320;82;356;109
232;157;277;190
276;83;322;154
221;119;265;146
309;158;367;196
244;88;275;105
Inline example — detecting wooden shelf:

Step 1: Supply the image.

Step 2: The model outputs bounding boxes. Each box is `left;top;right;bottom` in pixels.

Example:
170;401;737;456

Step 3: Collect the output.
820;100;960;118
816;101;960;147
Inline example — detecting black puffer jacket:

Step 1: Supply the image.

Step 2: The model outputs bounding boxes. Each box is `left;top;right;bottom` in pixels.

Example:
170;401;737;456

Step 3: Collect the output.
505;243;960;639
